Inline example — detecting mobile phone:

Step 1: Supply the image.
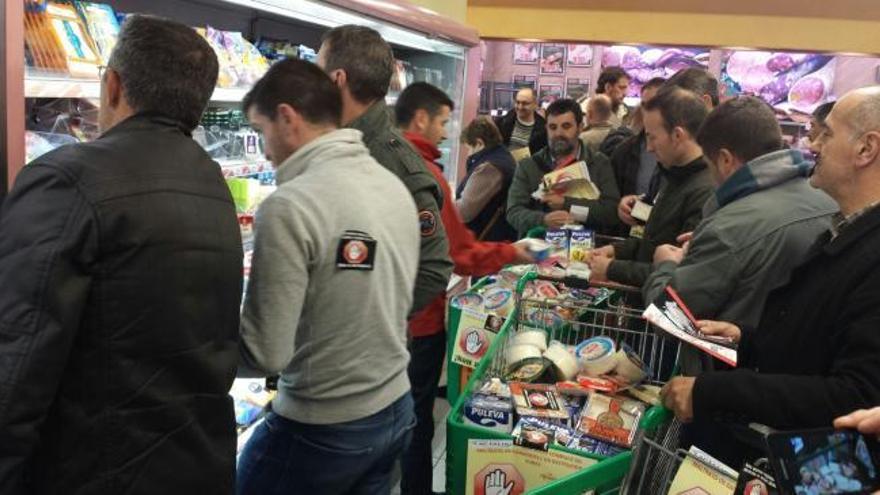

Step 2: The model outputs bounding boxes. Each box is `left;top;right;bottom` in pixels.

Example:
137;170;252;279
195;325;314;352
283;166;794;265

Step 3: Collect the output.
765;427;880;495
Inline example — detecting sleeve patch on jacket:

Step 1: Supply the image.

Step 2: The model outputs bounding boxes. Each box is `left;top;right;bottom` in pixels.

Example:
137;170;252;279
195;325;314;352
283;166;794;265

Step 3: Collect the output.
419;210;437;237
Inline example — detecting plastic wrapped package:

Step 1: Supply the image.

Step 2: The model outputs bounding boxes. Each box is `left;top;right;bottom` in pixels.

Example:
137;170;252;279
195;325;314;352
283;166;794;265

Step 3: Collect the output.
77;1;121;65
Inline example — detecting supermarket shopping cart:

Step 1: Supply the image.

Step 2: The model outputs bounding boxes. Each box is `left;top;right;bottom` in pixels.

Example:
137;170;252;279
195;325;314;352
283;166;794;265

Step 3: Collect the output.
620;433;739;494
446;272;683;494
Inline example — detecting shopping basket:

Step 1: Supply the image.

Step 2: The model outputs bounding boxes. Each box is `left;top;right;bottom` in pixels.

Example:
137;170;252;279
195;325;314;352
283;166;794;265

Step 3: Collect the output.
446;272;682;494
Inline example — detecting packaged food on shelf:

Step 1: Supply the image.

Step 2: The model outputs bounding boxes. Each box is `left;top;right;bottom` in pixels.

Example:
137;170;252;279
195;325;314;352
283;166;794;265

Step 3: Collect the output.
26;1;103;77
76;1;121;64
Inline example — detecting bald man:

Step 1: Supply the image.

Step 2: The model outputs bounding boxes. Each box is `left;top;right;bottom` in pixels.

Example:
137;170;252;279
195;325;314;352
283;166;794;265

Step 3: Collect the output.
495;87;548;156
579;94;615;154
661;87;880;466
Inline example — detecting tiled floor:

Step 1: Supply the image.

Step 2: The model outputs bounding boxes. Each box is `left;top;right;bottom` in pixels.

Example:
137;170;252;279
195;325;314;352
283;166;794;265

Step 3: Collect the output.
392;397;451;494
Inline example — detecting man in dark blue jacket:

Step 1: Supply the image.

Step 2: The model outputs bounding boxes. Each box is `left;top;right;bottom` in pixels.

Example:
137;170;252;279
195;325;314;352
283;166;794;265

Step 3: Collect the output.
0;16;242;494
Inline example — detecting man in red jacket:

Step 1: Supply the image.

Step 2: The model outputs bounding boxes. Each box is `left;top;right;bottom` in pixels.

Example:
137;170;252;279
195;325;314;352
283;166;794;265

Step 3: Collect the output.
395;82;533;494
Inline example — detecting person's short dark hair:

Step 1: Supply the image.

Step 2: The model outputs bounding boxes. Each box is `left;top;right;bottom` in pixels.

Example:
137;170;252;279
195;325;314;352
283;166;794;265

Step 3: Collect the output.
664;68;720;107
107;15;219;131
461;117;503;149
812;101;836;125
243;58;342;127
643;87;709;137
321;25;394;104
546;98;584;126
589;95;613;121
395;82;454;128
597;67;630;94
696;96;783;163
642;77;667;94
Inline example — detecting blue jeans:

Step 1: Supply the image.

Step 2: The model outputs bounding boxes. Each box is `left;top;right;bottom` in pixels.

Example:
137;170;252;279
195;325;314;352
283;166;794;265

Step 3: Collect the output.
237;393;416;495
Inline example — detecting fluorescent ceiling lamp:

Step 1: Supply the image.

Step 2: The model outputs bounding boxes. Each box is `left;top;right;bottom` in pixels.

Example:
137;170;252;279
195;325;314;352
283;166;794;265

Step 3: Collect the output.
219;0;463;57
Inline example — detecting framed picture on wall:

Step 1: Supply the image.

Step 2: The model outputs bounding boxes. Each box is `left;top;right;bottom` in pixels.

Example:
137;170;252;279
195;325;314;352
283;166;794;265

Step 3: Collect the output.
566;78;591;101
513;74;538;90
539;44;566;75
492;82;519;111
566;44;594;67
513;43;539;65
538;84;564;106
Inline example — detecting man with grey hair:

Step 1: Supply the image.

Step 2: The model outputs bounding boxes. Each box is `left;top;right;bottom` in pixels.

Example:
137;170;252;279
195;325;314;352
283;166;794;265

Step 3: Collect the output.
661;87;880;466
317;24;452;318
0;15;242;494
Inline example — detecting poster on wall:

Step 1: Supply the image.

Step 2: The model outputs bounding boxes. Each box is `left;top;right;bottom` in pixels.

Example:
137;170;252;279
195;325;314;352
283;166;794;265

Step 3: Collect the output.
513;43;539;65
602;45;710;96
540;44;566;75
566;44;593;67
513;74;538;90
721;51;835;113
566;78;591;101
538;84;563;106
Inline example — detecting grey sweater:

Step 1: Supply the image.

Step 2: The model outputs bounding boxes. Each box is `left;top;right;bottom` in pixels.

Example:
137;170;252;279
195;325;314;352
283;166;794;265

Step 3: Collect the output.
239;129;419;424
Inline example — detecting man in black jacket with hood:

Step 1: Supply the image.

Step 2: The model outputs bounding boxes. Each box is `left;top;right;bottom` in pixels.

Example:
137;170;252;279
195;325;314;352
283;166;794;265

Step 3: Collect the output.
0;15;242;494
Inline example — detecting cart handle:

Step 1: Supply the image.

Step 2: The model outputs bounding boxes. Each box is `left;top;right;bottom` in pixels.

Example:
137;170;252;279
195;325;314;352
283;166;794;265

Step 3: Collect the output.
639;404;673;432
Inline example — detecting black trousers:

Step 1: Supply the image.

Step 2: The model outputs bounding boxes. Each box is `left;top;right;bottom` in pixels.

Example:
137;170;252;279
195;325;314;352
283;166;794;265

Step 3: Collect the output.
400;331;446;495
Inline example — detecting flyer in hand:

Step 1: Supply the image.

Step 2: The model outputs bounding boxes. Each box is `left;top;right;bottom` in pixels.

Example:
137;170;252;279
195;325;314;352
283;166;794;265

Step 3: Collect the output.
642;286;738;367
541;161;600;200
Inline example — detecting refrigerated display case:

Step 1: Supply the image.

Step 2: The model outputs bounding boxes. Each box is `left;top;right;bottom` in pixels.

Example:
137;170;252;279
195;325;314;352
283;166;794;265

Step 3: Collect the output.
2;0;479;442
2;0;480;193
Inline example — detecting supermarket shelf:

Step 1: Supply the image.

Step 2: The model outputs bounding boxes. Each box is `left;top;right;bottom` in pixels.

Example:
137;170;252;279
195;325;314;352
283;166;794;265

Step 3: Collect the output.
27;75;400;106
26;76;101;99
25;75;251;102
219;159;272;178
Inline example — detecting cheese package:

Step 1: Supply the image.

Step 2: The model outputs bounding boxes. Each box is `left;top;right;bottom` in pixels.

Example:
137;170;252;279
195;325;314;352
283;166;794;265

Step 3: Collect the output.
505;356;553;384
509;382;570;421
577;393;644;447
31;2;102;77
512;417;579;451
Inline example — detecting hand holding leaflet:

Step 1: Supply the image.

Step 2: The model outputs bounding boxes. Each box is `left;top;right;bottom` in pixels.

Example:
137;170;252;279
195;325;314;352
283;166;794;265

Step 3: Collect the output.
643;286;738;366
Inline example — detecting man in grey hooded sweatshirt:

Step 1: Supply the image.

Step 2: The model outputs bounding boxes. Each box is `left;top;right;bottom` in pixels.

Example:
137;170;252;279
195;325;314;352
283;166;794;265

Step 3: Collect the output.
644;96;837;376
236;58;420;495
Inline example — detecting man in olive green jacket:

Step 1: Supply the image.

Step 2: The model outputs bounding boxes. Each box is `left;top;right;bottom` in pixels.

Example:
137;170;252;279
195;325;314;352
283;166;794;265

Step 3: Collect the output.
319;25;452;312
506;99;621;238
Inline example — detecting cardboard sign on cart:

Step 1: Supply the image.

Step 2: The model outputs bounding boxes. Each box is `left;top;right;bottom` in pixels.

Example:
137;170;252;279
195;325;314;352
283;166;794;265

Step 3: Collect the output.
465;439;596;495
451;308;504;369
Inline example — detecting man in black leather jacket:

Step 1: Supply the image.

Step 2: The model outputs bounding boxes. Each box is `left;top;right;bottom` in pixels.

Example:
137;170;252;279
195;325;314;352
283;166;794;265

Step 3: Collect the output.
0;16;242;495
